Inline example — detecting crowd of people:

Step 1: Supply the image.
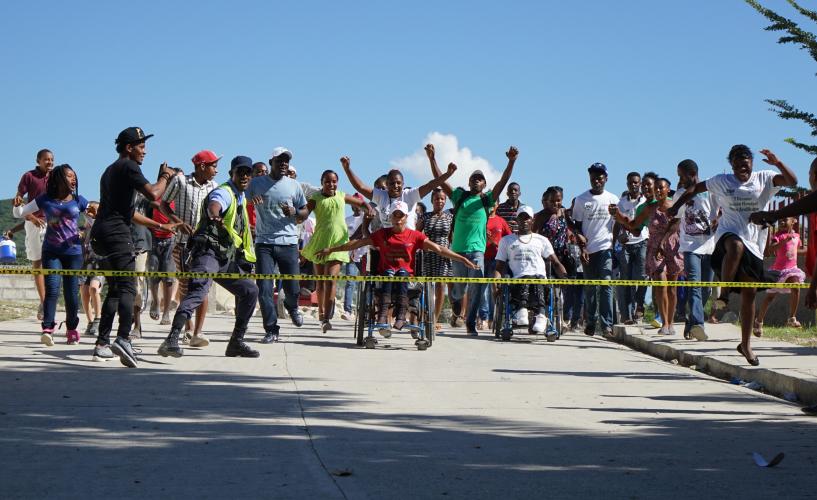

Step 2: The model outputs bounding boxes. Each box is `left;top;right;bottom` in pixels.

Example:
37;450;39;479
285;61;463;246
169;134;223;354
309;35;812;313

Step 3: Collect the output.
6;127;817;376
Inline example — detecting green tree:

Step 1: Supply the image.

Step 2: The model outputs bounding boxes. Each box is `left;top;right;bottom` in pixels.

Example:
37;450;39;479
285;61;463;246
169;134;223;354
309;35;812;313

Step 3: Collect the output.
745;0;817;154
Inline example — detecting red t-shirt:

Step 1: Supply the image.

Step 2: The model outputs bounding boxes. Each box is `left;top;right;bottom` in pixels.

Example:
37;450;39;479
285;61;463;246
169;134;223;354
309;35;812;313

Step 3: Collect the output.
486;215;512;260
17;168;49;218
371;227;428;275
807;213;817;278
248;202;257;230
150;201;174;239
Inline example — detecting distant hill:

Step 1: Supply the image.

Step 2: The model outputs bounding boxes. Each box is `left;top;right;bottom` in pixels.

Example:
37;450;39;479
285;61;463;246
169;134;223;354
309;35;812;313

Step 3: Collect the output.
0;198;30;265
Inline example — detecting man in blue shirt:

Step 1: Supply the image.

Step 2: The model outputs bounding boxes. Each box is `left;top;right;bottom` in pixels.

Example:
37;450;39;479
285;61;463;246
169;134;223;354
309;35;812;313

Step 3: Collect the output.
247;147;308;343
159;156;260;359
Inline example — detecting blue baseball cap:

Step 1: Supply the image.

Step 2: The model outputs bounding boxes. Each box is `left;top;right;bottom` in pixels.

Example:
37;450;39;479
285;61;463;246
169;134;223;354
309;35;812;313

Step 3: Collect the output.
588;162;607;174
230;155;253;173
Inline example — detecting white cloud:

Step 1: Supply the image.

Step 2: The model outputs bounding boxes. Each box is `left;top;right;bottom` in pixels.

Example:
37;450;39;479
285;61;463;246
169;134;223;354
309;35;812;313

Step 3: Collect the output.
391;132;501;191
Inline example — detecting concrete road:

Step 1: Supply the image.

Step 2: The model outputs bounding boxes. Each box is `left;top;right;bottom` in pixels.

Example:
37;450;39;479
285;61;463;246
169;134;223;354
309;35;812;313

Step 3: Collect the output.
1;314;815;499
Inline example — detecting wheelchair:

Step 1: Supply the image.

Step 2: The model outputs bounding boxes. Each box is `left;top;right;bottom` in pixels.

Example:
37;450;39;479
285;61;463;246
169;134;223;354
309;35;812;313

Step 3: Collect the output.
492;262;563;342
353;249;436;351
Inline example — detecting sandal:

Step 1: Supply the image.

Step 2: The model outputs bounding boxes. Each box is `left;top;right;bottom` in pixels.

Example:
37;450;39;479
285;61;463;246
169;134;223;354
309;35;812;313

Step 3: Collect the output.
737;343;760;366
786;317;802;328
753;319;763;338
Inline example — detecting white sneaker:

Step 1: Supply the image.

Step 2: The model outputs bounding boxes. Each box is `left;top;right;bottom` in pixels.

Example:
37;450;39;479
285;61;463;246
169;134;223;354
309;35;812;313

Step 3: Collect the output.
341;312;352;321
532;314;548;333
512;308;529;326
189;333;210;347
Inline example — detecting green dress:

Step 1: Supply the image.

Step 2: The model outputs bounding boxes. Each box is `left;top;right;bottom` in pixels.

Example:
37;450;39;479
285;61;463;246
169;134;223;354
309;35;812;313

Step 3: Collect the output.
302;190;351;264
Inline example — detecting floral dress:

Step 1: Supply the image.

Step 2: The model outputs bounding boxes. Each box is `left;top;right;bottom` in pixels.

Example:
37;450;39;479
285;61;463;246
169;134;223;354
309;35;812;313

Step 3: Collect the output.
538;212;574;275
646;207;683;279
420;210;453;277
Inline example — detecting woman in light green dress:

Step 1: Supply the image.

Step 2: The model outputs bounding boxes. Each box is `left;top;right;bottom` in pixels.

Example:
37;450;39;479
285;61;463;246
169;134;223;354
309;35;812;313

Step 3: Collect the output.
302;169;372;332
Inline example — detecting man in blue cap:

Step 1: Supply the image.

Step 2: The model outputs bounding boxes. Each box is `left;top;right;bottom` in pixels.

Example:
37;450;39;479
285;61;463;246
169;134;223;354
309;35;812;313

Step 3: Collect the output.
158;156;260;359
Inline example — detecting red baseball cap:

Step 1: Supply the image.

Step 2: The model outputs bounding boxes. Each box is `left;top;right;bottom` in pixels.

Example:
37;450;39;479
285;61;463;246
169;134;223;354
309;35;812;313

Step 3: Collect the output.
191;150;222;166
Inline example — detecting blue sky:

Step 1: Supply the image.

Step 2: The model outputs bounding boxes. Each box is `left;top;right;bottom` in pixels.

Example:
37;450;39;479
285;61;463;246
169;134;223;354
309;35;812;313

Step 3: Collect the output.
1;0;814;207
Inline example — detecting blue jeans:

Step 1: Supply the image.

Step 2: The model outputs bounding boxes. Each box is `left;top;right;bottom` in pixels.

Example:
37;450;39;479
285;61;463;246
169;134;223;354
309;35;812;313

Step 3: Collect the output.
343;261;361;313
479;258;497;321
42;251;83;331
255;244;300;334
683;252;713;333
381;268;409;297
615;241;647;322
584;249;614;331
451;251;485;330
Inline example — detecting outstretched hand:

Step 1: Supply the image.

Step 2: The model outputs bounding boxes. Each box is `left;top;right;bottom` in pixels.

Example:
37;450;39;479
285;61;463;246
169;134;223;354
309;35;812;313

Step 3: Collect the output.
465;258;479;270
424;144;435;159
316;248;332;259
506;146;519;161
749;211;778;227
759;149;781;167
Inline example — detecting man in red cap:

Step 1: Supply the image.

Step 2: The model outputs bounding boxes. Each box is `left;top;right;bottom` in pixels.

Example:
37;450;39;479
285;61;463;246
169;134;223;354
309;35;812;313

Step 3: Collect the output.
160;150;220;346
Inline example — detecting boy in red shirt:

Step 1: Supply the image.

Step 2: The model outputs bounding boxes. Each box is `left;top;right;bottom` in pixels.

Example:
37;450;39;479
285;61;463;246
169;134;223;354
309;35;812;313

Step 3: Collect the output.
319;200;477;334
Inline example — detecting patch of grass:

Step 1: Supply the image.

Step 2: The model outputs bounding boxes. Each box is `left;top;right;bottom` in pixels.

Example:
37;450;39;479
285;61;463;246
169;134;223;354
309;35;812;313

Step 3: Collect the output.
0;301;38;322
753;325;817;348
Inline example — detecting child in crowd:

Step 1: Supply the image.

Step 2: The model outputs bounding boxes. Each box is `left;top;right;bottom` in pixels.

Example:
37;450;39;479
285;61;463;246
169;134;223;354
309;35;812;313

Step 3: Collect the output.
13;164;88;346
754;216;806;333
317;200;477;335
301;169;373;333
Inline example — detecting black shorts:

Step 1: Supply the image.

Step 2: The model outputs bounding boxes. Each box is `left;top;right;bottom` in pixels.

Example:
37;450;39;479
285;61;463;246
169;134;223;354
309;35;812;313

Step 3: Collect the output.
711;233;771;294
149;237;176;283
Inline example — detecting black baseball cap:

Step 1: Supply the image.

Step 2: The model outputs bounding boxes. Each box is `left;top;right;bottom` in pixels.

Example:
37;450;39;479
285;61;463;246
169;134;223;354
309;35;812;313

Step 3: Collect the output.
470;170;486;180
588;162;607;174
115;127;153;146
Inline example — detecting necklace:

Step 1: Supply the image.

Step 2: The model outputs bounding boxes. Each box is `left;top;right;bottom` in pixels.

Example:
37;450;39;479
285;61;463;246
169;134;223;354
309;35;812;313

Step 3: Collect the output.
518;231;533;244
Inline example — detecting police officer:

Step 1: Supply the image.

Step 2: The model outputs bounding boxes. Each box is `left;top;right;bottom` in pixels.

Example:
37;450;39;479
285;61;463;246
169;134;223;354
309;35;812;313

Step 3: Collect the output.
158;156;260;358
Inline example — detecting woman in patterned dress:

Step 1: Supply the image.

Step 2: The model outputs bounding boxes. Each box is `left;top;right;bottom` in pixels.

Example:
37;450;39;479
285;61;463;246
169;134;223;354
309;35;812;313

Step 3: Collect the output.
417;187;453;331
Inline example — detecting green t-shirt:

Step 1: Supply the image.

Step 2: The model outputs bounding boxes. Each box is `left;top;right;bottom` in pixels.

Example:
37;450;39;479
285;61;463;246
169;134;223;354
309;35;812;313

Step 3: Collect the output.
450;188;495;253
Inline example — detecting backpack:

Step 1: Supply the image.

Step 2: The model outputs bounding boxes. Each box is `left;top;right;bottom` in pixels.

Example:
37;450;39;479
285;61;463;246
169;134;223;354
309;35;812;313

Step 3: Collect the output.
448;190;492;244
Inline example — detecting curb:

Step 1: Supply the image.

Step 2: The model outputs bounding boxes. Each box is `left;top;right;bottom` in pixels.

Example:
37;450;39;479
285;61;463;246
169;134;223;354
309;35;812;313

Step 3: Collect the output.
612;325;817;406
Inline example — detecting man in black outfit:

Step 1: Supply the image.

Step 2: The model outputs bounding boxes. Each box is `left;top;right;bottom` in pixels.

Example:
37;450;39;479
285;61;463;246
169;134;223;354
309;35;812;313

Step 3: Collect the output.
91;127;174;367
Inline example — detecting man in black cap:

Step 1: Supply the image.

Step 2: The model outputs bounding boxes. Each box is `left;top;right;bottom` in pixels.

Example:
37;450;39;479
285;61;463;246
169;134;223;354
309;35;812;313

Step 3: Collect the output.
91;127;175;367
158;156;260;359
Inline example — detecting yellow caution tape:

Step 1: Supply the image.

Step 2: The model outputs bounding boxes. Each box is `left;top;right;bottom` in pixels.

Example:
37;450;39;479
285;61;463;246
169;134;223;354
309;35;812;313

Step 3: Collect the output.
0;267;808;288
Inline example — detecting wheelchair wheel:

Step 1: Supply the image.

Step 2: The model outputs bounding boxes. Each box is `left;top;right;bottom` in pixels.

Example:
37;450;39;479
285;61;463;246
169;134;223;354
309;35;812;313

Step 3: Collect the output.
354;280;370;347
423;281;435;346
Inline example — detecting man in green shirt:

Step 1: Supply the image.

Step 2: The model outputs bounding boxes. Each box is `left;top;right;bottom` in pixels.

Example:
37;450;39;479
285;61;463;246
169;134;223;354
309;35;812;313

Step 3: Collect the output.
427;144;519;334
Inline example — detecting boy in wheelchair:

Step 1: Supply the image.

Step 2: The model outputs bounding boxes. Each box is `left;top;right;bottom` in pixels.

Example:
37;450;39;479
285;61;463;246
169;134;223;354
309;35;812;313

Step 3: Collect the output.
318;200;477;333
494;206;567;334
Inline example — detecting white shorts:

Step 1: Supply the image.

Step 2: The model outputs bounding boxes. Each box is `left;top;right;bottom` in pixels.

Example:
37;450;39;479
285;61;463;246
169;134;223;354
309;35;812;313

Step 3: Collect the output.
134;251;148;308
24;220;46;262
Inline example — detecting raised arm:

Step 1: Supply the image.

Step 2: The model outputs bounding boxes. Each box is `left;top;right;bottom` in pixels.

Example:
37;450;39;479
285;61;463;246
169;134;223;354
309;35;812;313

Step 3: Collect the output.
612;204;655;234
317;237;374;258
138;162;176;202
668;181;707;217
425;144;453;197
760;149;797;187
340;156;374;200
491;146;519;197
417;161;458;198
344;194;376;219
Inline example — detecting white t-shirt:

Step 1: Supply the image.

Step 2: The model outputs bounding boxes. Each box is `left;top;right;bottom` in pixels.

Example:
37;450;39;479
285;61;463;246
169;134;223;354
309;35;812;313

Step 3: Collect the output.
617;193;648;245
345;214;366;262
573;190;620;254
675;187;718;255
496;233;555;278
371;187;422;230
706;170;780;259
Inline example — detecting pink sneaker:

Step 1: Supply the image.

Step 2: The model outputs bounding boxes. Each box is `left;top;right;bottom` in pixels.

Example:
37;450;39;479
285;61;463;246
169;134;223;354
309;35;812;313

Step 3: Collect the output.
66;329;81;345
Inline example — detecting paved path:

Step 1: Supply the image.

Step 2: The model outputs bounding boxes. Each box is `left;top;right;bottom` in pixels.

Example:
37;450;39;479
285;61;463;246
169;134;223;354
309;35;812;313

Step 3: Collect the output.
1;314;816;499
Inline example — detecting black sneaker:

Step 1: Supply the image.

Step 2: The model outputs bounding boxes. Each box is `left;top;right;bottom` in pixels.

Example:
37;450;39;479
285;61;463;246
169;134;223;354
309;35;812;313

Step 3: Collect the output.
226;340;260;358
158;329;184;358
111;337;138;368
584;325;595;337
260;332;279;344
802;404;817;416
290;309;304;327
